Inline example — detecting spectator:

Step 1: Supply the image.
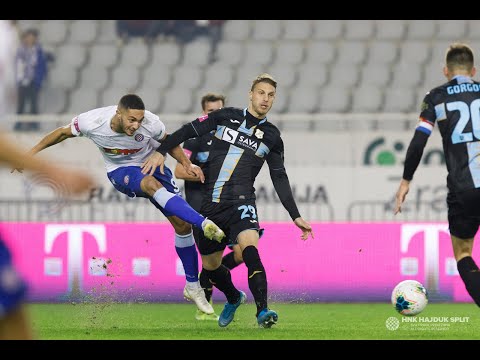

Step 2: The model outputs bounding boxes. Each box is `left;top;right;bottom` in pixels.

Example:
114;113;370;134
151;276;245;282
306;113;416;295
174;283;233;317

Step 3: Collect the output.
15;28;47;116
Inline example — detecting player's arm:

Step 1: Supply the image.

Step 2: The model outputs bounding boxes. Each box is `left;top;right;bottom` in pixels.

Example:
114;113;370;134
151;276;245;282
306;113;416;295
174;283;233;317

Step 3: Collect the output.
156;112;218;155
11;124;75;173
266;141;314;240
169;144;204;183
394;96;434;214
1;133;95;195
394;130;429;214
174;147;201;182
143;112;218;175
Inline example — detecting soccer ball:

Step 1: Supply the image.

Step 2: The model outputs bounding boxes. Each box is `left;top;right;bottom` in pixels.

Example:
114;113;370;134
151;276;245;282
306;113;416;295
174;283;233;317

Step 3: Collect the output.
391;279;428;316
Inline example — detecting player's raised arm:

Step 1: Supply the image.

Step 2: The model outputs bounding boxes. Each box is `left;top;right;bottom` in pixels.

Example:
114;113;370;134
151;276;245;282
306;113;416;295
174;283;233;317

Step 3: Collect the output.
11;123;75;173
155;112;219;155
266;139;314;240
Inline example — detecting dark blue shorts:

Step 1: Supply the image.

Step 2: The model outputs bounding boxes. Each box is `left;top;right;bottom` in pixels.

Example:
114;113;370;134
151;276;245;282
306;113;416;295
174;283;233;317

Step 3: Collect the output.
448;189;480;239
0;238;27;317
194;199;264;255
107;165;181;217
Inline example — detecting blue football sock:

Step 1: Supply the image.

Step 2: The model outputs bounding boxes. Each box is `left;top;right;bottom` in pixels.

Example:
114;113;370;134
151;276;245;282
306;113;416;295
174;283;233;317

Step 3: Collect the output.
153;188;205;228
175;232;199;283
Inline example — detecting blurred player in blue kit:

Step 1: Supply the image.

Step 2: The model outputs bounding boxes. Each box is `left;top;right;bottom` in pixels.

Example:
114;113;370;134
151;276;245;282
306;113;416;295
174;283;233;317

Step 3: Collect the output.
0;17;96;341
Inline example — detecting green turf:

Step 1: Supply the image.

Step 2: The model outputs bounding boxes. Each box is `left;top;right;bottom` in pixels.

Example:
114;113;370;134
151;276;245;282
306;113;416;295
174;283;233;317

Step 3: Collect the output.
28;302;480;340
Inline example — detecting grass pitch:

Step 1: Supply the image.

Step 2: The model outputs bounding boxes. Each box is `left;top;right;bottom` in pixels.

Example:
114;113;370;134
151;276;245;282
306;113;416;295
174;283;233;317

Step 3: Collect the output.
28;302;480;340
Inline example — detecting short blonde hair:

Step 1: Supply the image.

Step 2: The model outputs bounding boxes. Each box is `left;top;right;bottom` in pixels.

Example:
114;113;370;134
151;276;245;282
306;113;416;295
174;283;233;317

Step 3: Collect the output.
251;73;277;91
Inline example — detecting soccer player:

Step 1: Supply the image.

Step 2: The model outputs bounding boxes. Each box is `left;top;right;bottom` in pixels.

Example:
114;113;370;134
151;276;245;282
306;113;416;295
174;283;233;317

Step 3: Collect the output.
143;73;314;328
394;43;480;307
11;94;226;315
174;93;244;321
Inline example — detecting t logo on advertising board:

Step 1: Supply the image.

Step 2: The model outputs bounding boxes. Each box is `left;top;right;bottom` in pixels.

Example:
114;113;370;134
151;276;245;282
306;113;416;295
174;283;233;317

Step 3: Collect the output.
401;224;451;297
45;224;107;298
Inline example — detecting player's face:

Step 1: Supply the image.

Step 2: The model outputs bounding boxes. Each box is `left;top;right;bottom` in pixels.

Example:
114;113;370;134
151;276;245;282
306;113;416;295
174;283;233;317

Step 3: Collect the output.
119;109;145;136
203;100;224;115
249;82;275;118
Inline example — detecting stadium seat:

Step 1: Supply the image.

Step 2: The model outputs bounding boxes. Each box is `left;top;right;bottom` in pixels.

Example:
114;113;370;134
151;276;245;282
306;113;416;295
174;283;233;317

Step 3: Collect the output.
343;20;375;40
382;87;416;112
318;86;352;113
303;40;336;66
336;40;368;65
222;20;252;41
375;20;406;40
150;42;182;67
110;65;141;90
214;40;244;67
117;41;150;68
251;20;283;41
159;86;194;114
287;85;319;113
181;38;213;67
273;41;305;66
79;64;109;90
406;20;436;40
68;88;99;113
171;65;204;91
141;63;173;91
360;63;391;88
201;64;235;92
68;20;99;45
282;20;312;41
351;85;384;112
311;20;343;40
54;44;88;70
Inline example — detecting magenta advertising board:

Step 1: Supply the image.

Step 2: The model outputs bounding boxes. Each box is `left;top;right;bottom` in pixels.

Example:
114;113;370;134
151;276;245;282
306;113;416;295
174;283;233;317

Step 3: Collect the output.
0;222;474;303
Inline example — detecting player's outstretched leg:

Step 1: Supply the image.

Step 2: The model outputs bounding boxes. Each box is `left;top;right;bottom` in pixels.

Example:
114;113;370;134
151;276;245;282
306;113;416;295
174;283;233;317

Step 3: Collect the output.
153;188;225;242
202;218;225;242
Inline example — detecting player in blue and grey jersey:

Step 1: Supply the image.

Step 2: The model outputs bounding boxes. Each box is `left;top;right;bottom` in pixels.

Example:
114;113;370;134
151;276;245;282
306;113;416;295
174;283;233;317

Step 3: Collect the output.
144;73;314;328
395;43;480;307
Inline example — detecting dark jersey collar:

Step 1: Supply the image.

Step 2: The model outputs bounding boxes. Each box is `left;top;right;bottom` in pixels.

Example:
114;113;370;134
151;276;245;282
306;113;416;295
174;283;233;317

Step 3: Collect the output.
244;107;268;125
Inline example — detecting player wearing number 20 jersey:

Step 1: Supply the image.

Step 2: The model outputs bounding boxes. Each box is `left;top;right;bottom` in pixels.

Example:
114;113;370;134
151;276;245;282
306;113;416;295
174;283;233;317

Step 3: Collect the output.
416;76;480;193
396;43;480;309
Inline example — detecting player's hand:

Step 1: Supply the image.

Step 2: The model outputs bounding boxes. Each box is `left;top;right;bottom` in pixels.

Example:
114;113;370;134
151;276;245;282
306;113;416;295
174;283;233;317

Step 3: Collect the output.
184;163;205;183
44;166;96;196
294;217;314;241
394;179;410;215
10;165;24;173
141;152;165;176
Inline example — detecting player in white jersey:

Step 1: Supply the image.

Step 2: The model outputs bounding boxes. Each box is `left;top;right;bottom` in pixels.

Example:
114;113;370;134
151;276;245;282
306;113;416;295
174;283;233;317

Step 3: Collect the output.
12;94;225;315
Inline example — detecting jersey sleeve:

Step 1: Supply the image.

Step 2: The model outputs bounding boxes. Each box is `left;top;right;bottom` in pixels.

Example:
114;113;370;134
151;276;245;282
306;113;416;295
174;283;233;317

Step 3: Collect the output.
266;136;301;221
416;92;436;136
70;114;88;137
190;110;220;136
150;113;166;141
182;138;199;160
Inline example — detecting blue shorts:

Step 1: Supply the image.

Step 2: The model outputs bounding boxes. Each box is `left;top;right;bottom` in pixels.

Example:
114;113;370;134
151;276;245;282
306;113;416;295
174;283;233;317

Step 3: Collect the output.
107;165;181;217
0;238;27;317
